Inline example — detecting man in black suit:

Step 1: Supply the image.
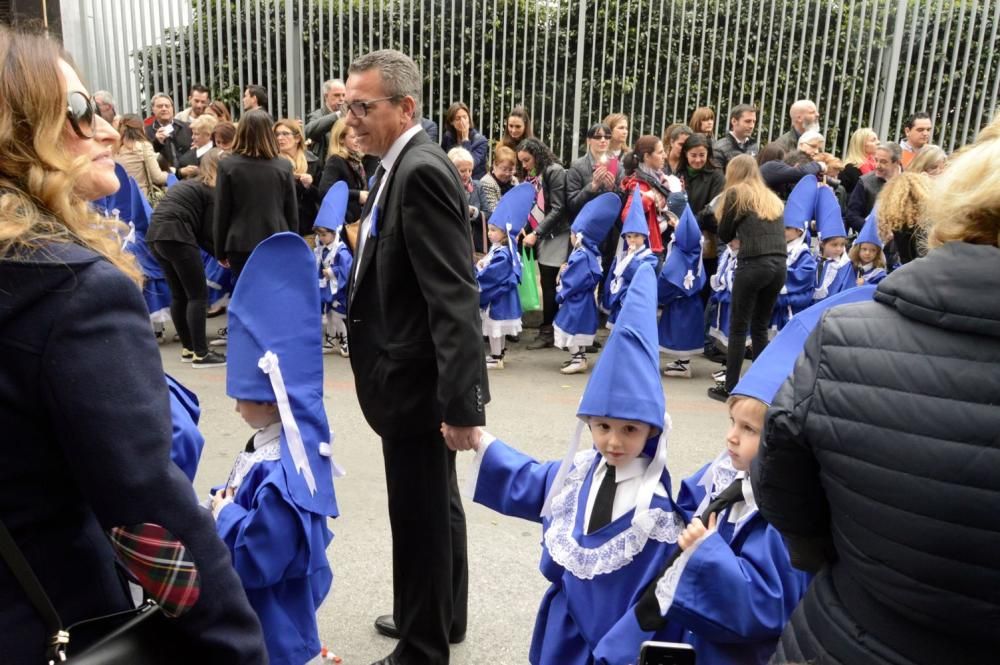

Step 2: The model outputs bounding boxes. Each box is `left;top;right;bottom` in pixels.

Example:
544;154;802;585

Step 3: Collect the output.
146;93;192;170
344;50;487;665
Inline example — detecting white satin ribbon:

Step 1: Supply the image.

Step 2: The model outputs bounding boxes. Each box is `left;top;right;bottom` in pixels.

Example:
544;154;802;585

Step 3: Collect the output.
258;351;317;494
632;412;672;528
540;419;586;519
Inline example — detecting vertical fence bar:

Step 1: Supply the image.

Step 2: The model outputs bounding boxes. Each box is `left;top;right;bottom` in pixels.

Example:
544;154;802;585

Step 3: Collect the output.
878;0;908;143
973;1;1000;135
599;0;609;118
894;0;919;140
723;0;739;118
947;0;973;149
776;0;797;134
561;1;573;157
763;0;782;141
929;0;951;127
844;2;866;133
870;0;893;130
651;0;666;135
572;0;587;159
127;1;142;112
821;0;839;145
236;0;245;104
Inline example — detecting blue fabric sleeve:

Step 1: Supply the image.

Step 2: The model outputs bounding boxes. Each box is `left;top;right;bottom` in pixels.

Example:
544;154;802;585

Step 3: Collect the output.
477;251;514;306
676;464;710;520
472;439;561;523
556;253;599;304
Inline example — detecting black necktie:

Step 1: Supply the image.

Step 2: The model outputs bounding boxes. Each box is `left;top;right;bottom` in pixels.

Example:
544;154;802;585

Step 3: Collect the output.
699;477;744;523
588;464;617;533
244;435;257;453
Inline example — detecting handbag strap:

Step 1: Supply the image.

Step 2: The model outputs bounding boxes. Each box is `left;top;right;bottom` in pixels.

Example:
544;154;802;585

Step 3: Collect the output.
0;517;69;660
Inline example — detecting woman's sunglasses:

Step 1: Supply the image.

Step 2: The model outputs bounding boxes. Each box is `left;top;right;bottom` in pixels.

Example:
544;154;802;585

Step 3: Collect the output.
66;91;99;140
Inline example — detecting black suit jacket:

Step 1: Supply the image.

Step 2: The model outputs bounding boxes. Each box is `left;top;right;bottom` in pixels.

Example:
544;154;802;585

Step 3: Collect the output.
213;154;299;257
317;154;367;224
347;130;489;439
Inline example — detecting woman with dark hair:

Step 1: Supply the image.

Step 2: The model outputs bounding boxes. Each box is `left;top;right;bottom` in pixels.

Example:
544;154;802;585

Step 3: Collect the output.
318;116;368;224
205;99;231;122
661;123;693;176
758;141;825;199
620;134;684;257
213;109;298;283
566;122;618;218
680;133;725;281
274;118;323;234
518;138;568;350
114;113;169;196
499;105;534;152
689;106;716;140
0;26;265;662
441;101;489;179
212;120;236;151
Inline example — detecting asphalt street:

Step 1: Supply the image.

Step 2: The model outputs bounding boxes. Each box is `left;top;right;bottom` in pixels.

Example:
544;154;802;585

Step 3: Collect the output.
167;323;736;664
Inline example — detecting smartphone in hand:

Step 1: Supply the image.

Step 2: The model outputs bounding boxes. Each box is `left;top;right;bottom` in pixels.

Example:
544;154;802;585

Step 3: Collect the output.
638;641;696;665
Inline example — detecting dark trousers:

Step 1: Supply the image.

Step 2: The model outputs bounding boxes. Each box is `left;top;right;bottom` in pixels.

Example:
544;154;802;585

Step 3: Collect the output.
725;255;786;391
382;429;468;664
226;251;252;285
538;264;560;329
150;240;208;355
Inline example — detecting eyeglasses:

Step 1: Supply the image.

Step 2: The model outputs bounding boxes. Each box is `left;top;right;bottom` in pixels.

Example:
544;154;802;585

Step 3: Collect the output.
590;134;610;140
66;91;98;140
339;96;401;118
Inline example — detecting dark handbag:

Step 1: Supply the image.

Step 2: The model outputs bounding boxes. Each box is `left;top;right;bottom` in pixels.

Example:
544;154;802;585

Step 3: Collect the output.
0;518;185;664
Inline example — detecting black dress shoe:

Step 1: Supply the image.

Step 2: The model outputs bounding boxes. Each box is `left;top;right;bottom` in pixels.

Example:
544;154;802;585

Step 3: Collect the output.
707;385;731;402
369;656;402;665
373;614;466;644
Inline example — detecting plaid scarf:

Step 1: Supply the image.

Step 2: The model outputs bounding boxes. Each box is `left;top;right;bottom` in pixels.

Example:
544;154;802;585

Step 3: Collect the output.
109;523;201;618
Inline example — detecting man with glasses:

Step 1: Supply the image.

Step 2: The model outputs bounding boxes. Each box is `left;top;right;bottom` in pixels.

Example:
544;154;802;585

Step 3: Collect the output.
145;92;192;170
344;50;486;665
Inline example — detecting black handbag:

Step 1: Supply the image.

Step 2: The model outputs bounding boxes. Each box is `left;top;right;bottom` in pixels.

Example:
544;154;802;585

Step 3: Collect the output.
0;518;187;664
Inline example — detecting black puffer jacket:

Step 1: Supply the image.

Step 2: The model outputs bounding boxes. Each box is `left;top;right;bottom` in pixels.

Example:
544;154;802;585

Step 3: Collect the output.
755;241;1000;665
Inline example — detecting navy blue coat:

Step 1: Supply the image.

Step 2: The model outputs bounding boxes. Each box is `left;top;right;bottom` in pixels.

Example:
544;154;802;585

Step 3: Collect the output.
0;243;266;663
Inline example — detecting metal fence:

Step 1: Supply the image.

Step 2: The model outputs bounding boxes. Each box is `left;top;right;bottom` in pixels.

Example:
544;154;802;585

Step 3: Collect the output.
62;0;1000;160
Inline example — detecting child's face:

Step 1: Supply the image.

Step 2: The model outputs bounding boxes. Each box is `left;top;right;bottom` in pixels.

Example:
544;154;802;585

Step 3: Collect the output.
784;227;803;243
725;398;764;471
589;416;653;467
858;242;879;263
624;232;645;250
236;399;280;430
315;228;335;246
822;237;847;259
454;160;473;183
487;225;505;245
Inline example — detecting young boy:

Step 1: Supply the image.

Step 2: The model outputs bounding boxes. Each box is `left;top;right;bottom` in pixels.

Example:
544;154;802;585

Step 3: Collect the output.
314;181;353;357
209;232;341;665
771;176;818;332
553;192;622;374
465;264;687;664
476;182;536;369
813;184;853;302
850;208;888;286
657;204;705;378
604;187;659;328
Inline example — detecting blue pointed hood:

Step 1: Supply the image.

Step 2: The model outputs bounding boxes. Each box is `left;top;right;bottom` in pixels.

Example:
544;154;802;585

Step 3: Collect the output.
226;232;339;517
857;207;883;248
314;181;349;231
660;204;705;295
621;187;649;237
672;204;701;253
784;174;817;231
733;285;877;404
491;181;537;238
816;185;846;242
571;192;622;251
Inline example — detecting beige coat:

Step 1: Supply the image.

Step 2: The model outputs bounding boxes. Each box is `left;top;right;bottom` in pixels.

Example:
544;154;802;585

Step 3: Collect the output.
115;141;168;195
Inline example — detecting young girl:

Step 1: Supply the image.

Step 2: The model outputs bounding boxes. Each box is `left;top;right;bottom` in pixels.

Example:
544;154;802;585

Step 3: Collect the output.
553;192;621;374
770;176;817;332
464;264;687;664
313;181;353;357
657;204;706;378
476;182;537;369
604;187;659;328
812;185;853;302
850;209;888;286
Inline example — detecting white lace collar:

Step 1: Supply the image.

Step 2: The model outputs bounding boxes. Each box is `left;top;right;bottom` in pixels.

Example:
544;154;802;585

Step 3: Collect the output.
226;424;282;489
543;449;684;580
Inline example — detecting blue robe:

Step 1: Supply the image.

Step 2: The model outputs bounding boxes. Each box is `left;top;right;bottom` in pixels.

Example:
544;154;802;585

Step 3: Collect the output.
657;240;706;356
812;253;853;303
707;247;737;349
215;430;334;665
315;240;352;317
553;245;602;347
471;440;686;664
165;374;204;483
604;247;659;327
477;242;522;324
856;262;887;285
771;238;817;332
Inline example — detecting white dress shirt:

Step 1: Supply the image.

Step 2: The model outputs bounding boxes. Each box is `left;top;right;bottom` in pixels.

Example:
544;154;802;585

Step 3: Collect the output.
583;456;668;534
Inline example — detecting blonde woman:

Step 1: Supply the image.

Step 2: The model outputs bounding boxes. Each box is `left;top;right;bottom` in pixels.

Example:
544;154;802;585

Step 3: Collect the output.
318;116;368;223
841;127;879;194
876;171;931;265
711;154;787;399
756;114;1000;665
0;26;264;662
906;144;947;176
114;113;169;196
275;118;322;234
177;113;217;179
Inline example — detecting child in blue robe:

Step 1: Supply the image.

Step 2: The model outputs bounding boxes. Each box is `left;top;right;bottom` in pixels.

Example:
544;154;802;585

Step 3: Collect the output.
770;176;818;332
553;192;622;375
849;209;888;286
657;204;705;378
465;264;687;664
209;233;341;665
812;185;853;302
314;181;353;357
604;187;659;328
707;239;739;384
476;182;537;369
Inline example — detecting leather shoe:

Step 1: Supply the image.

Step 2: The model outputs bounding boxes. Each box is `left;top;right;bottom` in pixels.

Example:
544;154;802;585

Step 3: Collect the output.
369;656;402;665
373;614;466;644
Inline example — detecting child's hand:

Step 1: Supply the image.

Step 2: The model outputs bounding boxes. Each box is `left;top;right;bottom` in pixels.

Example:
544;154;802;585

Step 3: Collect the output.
211;486;235;519
678;512;717;551
324;267;334;279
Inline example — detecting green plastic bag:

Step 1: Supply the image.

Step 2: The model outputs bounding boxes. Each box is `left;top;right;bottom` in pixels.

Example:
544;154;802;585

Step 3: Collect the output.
518;246;541;312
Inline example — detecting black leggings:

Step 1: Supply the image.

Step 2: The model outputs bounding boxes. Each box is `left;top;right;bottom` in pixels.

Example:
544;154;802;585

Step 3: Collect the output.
538;264;561;328
150;240;208;356
725;255;786;391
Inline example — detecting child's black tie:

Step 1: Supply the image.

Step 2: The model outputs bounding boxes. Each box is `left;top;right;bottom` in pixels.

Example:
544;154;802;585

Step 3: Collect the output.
588;464;617;533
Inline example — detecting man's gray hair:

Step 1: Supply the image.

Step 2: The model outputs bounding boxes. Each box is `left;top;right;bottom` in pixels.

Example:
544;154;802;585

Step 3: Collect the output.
152;92;174;106
93;90;115;105
349;50;422;119
878;141;903;163
322;78;345;94
788;99;816;119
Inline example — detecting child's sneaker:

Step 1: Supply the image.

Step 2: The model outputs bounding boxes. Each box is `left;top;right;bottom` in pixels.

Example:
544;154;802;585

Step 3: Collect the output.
338;336;350;358
486;354;504;370
210;327;228;347
663;359;692;378
180;348;195;363
712;367;727;382
323;335;336;354
560;353;588;375
192;350;226;368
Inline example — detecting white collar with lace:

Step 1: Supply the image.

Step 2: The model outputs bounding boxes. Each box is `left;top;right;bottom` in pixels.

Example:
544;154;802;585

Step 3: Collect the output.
226;423;283;489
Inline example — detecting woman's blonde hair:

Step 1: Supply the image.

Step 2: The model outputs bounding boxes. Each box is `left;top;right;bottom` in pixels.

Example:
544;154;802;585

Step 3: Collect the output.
197;147;224;188
717;154;784;221
875;172;931;240
327;116;360;161
906;144;946;175
273;118;307;174
0;27;139;284
689;107;715;135
190;114;218;137
844;127;877;166
925;115;1000;248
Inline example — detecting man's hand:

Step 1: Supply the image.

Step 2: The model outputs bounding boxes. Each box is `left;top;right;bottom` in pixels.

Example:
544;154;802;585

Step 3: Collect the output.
441;423;479;451
154;126;169;144
678;512;717;551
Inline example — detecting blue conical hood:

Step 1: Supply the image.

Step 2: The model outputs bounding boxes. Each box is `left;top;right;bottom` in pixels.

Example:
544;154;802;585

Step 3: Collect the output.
571;191;622;250
621;187;649;237
816;185;846;241
857;207;883;248
784;174;817;231
672;203;701;252
226;232;338;517
577;263;664;433
314;181;349;231
491;181;537;237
